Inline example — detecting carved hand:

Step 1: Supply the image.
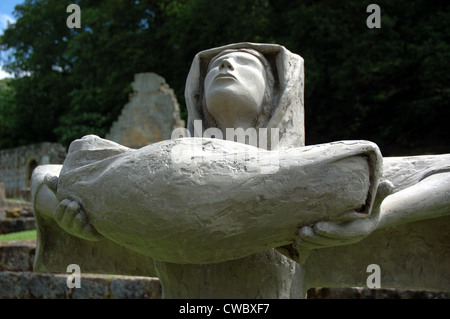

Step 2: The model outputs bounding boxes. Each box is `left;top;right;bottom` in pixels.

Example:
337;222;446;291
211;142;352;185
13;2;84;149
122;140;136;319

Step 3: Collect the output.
294;179;394;250
44;173;104;241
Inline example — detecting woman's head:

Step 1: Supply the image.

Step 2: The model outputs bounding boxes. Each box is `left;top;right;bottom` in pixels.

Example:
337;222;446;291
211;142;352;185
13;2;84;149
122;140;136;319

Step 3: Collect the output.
185;43;305;149
203;49;275;131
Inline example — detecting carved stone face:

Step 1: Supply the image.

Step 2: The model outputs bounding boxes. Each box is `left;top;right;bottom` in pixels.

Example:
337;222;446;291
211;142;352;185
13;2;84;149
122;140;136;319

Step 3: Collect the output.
204;52;267;130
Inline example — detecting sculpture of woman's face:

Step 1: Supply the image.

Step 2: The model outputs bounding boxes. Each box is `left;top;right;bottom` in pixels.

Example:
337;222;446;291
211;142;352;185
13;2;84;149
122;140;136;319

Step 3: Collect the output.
204;51;267;130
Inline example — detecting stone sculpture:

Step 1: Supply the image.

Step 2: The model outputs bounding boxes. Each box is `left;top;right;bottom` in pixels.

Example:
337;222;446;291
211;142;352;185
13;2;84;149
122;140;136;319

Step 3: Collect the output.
31;43;450;298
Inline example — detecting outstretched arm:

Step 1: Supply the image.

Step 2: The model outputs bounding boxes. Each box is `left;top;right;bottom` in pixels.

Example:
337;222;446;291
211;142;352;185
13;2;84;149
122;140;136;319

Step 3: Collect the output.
294;179;393;251
32;165;104;241
294;170;450;251
378;171;450;229
47;136;383;264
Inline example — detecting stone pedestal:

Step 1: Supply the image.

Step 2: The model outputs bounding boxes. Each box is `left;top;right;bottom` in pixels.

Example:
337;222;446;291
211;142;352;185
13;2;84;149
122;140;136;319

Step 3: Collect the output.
154;249;306;299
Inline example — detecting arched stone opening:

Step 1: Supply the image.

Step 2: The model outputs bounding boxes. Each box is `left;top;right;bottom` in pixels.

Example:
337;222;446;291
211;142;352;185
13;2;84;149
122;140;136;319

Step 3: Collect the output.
26;158;38;188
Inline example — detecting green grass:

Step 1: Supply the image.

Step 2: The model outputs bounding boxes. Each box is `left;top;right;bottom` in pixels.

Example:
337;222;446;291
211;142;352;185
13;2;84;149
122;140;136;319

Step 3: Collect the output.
5;198;31;204
0;230;37;242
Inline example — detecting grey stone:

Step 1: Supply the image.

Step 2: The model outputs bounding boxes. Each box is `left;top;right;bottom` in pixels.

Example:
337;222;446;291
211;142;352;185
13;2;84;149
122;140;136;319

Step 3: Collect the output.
307;287;450;299
30;42;450;299
0;241;35;271
0;182;6;207
28;272;69;299
0;271;30;299
0;143;66;198
0;271;162;299
106;73;185;149
110;276;161;299
0;217;36;234
68;274;111;299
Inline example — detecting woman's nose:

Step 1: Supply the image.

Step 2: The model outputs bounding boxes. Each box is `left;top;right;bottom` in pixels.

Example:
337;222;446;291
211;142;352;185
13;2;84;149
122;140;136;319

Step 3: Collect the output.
219;59;234;71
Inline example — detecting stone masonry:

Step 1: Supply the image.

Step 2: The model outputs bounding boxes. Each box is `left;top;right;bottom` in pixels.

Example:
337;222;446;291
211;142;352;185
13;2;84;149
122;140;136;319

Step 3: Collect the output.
0;143;66;199
0;241;162;299
0;241;446;299
106;73;185;149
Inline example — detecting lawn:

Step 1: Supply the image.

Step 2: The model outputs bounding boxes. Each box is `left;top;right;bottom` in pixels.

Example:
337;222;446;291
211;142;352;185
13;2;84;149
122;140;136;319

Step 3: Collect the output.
0;230;37;242
5;198;31;204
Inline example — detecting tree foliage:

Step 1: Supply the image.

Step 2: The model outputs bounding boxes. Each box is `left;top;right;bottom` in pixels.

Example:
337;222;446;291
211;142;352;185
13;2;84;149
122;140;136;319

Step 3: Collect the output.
0;0;449;155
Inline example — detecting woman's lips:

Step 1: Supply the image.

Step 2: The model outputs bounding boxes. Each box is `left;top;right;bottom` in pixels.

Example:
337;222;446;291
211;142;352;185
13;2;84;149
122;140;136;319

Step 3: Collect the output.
214;73;237;81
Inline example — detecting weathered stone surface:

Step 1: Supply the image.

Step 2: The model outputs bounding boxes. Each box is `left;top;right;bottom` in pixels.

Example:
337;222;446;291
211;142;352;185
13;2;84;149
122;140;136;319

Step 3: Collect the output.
0;217;36;235
4;200;33;211
27;272;70;298
305;216;450;292
6;208;21;218
0;241;446;299
0;241;35;271
0;143;66;199
106;73;185;149
0;271;31;299
110;276;162;299
30;42;450;299
0;182;6;207
307;287;450;299
0;200;35;234
0;241;161;299
54;137;381;264
0;272;161;299
0;199;36;234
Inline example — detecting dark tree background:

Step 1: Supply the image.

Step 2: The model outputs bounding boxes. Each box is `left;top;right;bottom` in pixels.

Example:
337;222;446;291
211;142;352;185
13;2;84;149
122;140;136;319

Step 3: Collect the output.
0;0;449;156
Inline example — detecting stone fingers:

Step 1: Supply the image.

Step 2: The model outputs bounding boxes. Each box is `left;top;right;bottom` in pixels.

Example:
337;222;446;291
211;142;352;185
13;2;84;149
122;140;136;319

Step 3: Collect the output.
294;225;364;250
294;217;375;249
313;219;376;239
44;173;59;195
371;179;395;218
54;199;81;233
81;223;104;241
295;181;395;249
54;199;72;225
294;226;334;250
53;199;104;241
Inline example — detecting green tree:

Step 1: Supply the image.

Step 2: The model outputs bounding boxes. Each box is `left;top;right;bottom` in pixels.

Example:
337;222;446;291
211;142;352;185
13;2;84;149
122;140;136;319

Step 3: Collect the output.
54;0;162;145
0;0;448;156
0;0;74;147
0;0;163;146
0;78;16;149
279;1;450;155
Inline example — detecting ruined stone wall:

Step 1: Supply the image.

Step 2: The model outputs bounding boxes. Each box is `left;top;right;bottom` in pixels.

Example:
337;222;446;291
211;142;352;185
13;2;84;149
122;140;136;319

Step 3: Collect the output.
0;143;66;199
0;73;184;198
106;73;185;149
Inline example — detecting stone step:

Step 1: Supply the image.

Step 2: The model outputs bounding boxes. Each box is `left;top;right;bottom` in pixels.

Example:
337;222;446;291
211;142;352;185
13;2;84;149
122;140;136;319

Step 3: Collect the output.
307;287;450;299
0;201;36;234
0;241;161;299
0;217;36;235
1;242;447;299
0;240;36;271
0;271;161;299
